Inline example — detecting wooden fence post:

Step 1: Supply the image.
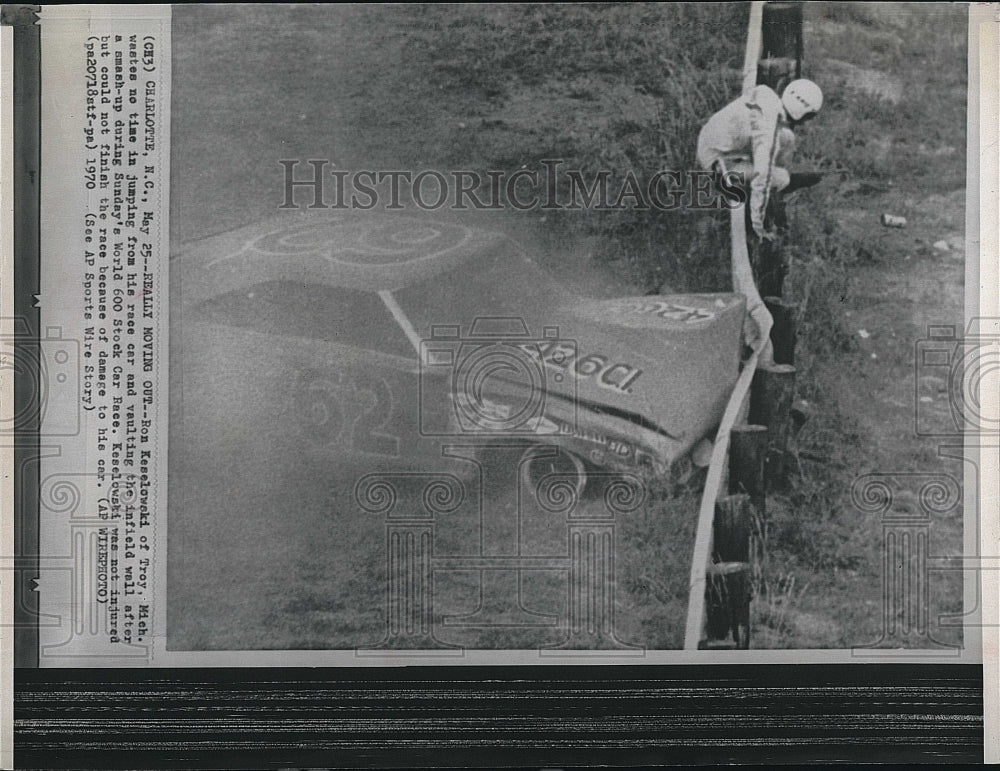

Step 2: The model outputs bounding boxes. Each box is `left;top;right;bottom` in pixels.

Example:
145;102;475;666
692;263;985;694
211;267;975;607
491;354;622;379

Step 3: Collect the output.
703;494;752;649
749;363;796;488
759;1;804;89
762;2;804;62
729;424;768;516
764;296;797;365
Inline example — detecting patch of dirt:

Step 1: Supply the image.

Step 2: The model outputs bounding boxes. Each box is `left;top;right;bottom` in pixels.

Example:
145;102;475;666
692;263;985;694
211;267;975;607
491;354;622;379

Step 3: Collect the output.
824;59;904;103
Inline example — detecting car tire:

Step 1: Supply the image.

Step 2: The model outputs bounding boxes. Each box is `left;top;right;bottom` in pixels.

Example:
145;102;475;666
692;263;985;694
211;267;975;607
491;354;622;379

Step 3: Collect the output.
519;445;588;507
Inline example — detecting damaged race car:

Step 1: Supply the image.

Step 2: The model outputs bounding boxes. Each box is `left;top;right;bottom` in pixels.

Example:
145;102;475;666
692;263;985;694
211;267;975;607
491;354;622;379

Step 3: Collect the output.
173;212;746;497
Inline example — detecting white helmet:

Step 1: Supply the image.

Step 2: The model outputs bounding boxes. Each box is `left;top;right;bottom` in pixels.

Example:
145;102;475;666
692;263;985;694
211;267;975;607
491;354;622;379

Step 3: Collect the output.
781;79;823;121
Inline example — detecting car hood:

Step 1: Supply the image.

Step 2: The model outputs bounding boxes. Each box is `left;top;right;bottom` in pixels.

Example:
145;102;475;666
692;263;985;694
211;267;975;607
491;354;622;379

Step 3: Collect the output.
433;293;745;463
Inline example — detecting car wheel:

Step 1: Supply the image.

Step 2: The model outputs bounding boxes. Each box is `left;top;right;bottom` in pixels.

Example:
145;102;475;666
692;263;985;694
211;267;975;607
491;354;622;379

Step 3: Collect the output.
519;445;588;507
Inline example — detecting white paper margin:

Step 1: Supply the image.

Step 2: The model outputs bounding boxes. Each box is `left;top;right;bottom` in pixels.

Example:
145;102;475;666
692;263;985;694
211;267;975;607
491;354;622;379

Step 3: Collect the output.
20;4;996;689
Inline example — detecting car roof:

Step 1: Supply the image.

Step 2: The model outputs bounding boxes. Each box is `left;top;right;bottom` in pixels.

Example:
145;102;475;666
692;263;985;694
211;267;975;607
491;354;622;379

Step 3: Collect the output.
175;212;510;309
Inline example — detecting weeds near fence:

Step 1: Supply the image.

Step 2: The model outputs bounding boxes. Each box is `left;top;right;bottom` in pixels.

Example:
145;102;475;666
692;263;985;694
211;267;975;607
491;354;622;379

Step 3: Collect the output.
402;3;746;293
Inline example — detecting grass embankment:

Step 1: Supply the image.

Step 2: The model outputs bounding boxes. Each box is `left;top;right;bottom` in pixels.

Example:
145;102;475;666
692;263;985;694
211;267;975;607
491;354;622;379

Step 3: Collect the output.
395;2;968;648
400;3;747;292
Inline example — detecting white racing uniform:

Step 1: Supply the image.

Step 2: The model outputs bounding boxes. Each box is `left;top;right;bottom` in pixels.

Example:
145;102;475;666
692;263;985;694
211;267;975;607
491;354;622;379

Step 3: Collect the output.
697;84;795;236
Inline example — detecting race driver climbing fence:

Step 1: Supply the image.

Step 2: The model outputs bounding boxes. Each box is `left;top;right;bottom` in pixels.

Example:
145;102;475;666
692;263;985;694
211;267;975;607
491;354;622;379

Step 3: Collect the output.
684;0;796;650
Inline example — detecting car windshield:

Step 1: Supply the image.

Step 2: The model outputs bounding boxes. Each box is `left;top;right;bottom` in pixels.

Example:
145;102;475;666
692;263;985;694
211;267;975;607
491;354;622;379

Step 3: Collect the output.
394;247;570;336
189;281;416;358
187;243;574;359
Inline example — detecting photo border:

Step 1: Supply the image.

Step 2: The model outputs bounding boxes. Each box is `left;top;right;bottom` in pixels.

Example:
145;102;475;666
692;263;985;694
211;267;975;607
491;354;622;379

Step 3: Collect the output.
6;2;995;766
13;664;986;767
